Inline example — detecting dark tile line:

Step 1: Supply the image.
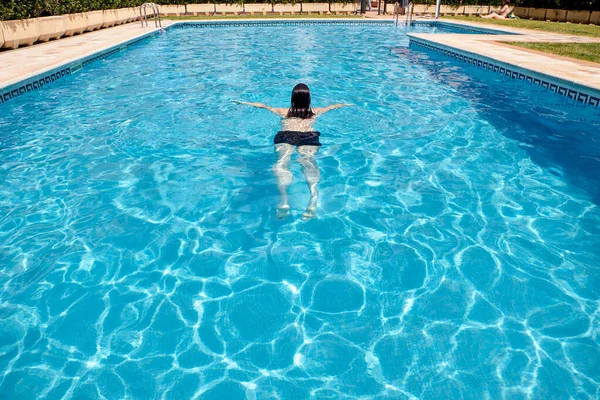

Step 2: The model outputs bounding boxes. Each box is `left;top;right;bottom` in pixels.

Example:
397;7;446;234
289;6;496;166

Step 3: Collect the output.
0;33;155;106
409;38;600;108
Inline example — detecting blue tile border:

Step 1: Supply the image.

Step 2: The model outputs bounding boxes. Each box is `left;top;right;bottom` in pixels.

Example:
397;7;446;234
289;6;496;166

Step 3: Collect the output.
0;30;159;107
175;20;394;28
174;20;510;33
1;68;72;105
408;37;600;108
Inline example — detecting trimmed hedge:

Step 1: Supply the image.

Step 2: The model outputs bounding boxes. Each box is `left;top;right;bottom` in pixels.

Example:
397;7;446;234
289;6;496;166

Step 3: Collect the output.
0;0;597;20
4;0;348;20
1;1;147;20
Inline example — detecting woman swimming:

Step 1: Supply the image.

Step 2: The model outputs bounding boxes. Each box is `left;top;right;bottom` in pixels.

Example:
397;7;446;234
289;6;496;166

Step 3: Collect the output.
234;83;350;220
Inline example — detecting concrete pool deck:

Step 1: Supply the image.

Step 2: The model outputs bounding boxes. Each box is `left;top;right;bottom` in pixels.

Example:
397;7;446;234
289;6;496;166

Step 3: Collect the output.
1;17;599;96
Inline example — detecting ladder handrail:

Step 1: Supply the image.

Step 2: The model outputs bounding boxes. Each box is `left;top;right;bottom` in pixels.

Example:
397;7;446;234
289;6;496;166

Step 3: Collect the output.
394;1;413;26
405;2;414;25
140;3;162;28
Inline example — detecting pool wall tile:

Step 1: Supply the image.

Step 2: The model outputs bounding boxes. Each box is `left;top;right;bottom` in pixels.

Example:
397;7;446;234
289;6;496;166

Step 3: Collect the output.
0;30;159;106
408;37;600;108
176;20;394;28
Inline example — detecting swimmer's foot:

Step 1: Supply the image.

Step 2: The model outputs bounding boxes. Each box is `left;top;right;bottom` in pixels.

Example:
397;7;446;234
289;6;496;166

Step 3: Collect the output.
302;207;317;221
276;205;290;220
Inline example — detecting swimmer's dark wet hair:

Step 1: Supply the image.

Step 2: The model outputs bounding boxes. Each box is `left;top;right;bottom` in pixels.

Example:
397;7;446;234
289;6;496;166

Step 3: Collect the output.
287;83;315;119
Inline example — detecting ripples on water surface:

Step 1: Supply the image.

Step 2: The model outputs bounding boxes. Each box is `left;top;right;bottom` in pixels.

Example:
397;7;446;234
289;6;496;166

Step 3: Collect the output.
1;24;599;399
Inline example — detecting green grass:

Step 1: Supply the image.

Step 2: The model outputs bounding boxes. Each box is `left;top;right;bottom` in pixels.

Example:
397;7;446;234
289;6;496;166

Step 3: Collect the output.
442;16;600;38
164;14;362;20
503;42;600;63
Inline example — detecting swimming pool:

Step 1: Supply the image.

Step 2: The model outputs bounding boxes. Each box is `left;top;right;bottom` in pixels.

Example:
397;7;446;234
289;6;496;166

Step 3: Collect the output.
1;22;599;399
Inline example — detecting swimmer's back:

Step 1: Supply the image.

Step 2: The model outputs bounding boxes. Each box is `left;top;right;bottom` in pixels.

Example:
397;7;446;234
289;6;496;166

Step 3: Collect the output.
281;116;317;132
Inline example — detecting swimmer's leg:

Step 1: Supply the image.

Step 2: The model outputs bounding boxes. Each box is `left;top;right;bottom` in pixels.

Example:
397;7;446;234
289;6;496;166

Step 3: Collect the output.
297;145;320;220
273;143;294;219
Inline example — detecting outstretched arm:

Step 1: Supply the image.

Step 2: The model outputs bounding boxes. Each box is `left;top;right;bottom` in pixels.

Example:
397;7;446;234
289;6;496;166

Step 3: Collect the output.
314;104;353;116
233;101;287;117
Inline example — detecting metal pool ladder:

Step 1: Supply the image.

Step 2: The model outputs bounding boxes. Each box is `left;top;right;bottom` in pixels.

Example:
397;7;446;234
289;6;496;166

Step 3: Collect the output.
140;3;162;28
394;1;414;26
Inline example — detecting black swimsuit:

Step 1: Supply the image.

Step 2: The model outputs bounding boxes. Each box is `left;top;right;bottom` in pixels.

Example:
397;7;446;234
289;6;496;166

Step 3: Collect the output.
274;131;322;147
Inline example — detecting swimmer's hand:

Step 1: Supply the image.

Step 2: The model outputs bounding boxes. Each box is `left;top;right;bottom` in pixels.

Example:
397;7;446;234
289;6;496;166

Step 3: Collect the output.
232;101;287;117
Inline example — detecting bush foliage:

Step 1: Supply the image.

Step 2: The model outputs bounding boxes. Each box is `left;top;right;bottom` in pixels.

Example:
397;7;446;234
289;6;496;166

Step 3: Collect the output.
0;0;597;20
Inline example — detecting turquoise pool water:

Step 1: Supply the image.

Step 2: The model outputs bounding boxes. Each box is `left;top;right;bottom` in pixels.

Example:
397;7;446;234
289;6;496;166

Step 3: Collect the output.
1;23;599;399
